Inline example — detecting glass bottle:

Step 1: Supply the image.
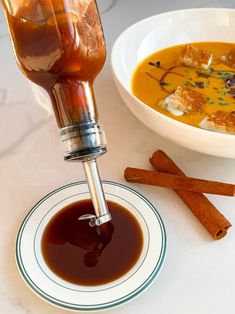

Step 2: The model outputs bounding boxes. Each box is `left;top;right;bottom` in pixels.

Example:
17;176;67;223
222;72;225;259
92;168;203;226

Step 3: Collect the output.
2;0;111;226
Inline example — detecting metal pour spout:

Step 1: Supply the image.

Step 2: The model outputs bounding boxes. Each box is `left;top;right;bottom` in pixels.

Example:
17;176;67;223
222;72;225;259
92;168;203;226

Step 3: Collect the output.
60;122;112;226
79;159;112;227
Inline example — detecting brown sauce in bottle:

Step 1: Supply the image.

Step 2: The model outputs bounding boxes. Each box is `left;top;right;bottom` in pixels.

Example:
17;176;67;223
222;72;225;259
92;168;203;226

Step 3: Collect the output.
5;1;106;127
41;200;144;286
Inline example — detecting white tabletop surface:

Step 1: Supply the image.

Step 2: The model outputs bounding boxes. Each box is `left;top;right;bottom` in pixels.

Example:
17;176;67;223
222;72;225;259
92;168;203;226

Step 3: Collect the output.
1;1;235;314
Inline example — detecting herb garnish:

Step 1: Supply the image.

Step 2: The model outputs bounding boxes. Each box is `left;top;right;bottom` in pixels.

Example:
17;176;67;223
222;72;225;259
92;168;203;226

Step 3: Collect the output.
183;81;195;87
194;81;206;89
196;70;211;78
219;102;229;106
148;61;161;68
160;81;170;86
224;75;235;89
217;88;229;95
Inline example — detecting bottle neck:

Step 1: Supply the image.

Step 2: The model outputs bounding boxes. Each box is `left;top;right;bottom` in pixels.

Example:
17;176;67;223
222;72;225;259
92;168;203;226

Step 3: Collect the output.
50;80;107;161
50;79;98;128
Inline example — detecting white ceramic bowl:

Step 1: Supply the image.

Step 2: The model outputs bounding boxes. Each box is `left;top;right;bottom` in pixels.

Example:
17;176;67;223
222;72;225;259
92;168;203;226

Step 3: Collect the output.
111;8;235;159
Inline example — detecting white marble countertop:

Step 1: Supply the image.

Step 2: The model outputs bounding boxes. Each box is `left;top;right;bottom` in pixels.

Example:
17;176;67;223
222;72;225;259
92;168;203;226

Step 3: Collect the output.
1;1;235;314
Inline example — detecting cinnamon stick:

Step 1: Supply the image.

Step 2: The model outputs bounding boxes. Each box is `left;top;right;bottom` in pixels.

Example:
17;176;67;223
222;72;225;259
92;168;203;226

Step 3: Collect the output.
124;167;235;196
149;150;231;240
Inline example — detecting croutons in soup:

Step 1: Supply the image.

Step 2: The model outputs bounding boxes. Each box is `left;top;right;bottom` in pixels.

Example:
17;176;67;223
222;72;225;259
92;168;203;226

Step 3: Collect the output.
132;42;235;135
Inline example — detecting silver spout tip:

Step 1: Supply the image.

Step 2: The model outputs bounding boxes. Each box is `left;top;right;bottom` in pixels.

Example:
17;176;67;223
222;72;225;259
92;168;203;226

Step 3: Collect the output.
79;213;112;227
95;213;112;226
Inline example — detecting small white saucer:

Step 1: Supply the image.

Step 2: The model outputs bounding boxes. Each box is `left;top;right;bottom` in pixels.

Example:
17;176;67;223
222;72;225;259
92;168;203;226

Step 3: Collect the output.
16;181;166;311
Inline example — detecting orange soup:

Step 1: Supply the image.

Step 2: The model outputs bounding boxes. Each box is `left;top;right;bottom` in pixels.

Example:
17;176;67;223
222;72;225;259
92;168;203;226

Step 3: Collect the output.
132;42;235;131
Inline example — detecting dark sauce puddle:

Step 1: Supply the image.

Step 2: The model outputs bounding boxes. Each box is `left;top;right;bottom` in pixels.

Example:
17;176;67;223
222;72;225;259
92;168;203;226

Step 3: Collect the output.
41;200;144;286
